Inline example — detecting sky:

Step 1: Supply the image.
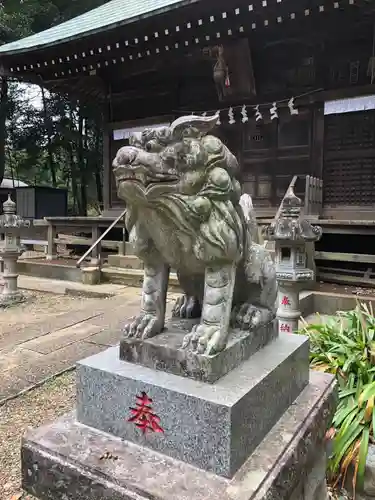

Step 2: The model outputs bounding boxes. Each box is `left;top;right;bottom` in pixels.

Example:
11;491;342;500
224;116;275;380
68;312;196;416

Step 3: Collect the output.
19;82;43;109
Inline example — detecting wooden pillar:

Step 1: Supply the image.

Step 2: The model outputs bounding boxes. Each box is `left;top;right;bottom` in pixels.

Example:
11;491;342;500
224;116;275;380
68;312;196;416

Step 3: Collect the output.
91;225;101;266
46;223;57;261
102;125;111;213
102;96;111;214
311;105;325;180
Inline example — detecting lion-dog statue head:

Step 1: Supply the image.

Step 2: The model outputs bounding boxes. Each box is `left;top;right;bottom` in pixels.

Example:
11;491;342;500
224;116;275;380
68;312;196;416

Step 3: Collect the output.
112;114;245;269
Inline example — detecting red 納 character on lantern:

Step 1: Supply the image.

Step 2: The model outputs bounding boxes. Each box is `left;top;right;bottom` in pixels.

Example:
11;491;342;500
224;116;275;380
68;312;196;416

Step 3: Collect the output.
128;392;164;435
281;296;290;306
280;323;291;333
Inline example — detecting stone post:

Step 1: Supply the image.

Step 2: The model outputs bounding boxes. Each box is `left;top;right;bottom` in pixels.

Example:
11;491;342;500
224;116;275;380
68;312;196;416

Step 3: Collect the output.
265;186;322;334
0;195;30;305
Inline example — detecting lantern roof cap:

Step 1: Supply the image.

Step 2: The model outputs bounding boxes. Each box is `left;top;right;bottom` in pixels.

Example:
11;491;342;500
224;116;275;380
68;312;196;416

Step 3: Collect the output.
3;195;16;214
264;186;322;243
280;186;302;217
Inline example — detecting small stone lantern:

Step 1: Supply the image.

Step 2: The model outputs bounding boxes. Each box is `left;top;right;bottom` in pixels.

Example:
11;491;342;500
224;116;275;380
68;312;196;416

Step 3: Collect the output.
0;195;30;305
265;186;322;334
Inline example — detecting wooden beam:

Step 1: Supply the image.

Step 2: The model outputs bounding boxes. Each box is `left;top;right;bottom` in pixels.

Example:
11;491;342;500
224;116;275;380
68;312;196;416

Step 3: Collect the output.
315;251;375;265
304;84;375;105
56;235;119;250
109;114;173;131
317;272;375;288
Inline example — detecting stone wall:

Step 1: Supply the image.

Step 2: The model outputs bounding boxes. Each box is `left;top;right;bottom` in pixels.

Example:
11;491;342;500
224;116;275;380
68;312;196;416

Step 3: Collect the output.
290;450;328;500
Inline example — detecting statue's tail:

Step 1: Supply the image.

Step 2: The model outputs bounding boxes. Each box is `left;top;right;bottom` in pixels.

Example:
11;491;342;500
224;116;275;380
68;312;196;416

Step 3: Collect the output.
239;193;263;245
240;193;277;309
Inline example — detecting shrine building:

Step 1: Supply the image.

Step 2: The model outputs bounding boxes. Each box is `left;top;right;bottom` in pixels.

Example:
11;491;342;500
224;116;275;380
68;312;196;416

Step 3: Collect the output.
1;0;375;283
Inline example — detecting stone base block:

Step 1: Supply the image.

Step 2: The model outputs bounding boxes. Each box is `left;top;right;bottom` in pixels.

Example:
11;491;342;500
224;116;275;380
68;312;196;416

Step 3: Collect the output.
120;318;277;383
107;254;143;269
81;266;101;285
22;371;336;500
0;290;25;307
77;334;309;477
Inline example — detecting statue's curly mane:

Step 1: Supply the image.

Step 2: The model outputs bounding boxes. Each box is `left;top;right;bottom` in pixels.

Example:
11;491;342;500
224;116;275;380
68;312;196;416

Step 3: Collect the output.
118;115;246;266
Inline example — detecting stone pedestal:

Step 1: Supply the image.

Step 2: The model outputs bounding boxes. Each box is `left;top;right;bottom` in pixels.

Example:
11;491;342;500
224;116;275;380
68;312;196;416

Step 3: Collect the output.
21;321;336;500
0;195;30;305
22;366;335;500
277;282;301;334
120;318;277;383
78;335;308;477
0;249;25;305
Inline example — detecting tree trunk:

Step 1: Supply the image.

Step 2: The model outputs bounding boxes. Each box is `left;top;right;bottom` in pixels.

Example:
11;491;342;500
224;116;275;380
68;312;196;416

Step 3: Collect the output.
0;78;8;184
68;145;80;214
40;85;57;187
68;106;80;214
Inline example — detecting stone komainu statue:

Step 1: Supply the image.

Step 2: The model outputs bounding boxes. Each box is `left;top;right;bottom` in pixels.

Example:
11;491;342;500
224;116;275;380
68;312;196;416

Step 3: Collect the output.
113;114;277;355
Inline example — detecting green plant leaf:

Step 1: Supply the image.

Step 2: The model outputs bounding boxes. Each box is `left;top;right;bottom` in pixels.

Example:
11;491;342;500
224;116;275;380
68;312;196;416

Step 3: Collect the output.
357;427;370;489
333;405;358;427
359;382;375;407
307;304;375;492
339;388;358;399
331;419;364;474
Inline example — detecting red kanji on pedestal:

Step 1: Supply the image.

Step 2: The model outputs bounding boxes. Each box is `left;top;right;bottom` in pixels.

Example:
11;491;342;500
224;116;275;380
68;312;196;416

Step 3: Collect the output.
128;392;164;435
280;323;291;333
281;296;291;306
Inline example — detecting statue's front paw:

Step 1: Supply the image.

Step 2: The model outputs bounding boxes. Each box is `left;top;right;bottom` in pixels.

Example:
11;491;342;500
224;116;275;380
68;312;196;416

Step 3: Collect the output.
233;304;273;330
182;324;225;356
123;313;162;340
172;295;201;319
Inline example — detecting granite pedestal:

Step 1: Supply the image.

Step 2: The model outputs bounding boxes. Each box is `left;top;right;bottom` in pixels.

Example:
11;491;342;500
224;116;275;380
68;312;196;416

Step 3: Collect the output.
120;318;277;383
21;325;336;499
22;370;336;500
78;334;308;477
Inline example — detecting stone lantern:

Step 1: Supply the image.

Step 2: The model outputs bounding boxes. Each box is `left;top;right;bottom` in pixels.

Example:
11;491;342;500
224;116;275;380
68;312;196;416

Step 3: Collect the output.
0;195;30;305
265;186;322;334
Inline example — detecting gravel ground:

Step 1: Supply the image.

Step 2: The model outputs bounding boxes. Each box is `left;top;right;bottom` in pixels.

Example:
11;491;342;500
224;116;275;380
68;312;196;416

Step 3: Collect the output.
0;371;76;500
0;291;92;335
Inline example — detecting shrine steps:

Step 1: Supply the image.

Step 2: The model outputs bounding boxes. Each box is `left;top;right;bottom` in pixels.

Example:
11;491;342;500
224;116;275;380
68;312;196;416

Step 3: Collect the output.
101;267;181;291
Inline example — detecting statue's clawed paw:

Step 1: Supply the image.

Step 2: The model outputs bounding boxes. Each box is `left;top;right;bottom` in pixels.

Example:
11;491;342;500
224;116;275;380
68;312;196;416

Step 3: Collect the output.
123;313;162;340
233;304;273;330
182;324;225;356
172;295;201;319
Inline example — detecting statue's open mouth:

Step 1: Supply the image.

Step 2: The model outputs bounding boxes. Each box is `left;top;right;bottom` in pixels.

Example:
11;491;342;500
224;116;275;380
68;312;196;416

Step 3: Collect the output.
115;163;178;187
116;173;179;188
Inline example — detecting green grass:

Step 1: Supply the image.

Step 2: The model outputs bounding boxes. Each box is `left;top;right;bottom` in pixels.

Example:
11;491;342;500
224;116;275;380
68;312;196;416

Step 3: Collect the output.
300;302;375;492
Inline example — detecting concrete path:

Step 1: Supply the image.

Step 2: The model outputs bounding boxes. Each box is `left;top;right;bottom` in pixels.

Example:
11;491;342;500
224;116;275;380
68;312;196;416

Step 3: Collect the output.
0;286;179;404
18;274;128;297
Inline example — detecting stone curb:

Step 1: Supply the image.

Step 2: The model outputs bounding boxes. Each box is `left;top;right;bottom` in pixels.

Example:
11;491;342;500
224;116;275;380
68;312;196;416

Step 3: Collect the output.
64;288;115;299
0;365;76;408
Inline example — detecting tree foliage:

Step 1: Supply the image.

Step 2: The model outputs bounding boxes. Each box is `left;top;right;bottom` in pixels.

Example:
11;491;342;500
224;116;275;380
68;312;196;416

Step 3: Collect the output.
0;0;108;214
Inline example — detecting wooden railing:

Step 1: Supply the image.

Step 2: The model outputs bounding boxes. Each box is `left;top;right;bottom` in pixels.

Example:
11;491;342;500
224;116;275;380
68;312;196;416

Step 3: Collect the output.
304;175;323;217
17;214;131;267
76;209;127;268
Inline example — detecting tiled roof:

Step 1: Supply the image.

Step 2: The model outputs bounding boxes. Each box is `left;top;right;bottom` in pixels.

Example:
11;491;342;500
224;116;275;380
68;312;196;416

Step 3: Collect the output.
0;0;198;55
